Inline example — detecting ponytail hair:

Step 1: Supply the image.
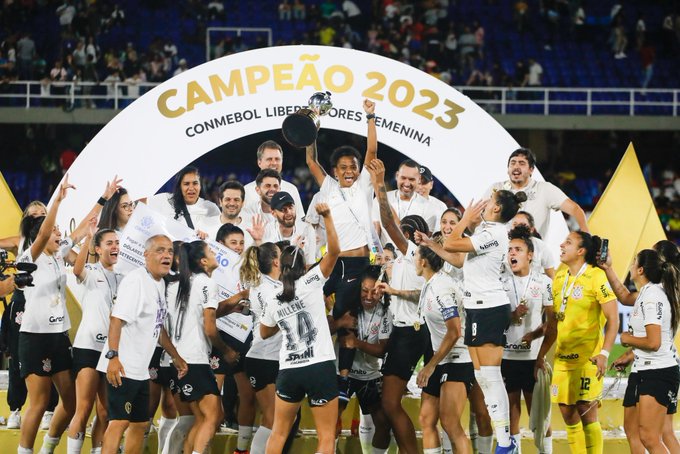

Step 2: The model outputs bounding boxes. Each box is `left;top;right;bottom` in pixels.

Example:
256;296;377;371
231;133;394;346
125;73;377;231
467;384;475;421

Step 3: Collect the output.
573;230;602;266
277;245;306;303
495;190;527;223
98;187;129;230
508;224;534;253
653;240;680;268
176;241;209;313
515;210;541;239
240;242;280;287
20;215;45;252
400;214;429;239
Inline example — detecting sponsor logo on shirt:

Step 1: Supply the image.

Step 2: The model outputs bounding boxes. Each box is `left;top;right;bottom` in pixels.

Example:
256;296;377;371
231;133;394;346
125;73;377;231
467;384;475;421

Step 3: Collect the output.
600;284;611;299
557;353;580;361
95;333;107;343
657;302;663;320
505;342;531;351
286;346;314;363
48;315;65;324
305;274;320;285
479;240;499;250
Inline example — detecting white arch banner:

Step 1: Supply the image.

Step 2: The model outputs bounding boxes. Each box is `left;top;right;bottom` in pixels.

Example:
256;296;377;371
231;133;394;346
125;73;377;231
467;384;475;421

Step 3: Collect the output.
54;45;567;249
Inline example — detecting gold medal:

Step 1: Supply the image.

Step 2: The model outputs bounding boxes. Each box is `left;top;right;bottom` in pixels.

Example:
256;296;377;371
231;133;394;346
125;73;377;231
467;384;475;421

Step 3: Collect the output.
555;311;565;321
413;321;421;331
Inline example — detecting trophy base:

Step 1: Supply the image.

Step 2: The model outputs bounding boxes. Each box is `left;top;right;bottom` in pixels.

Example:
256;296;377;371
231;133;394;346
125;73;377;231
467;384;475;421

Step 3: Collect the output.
282;108;320;148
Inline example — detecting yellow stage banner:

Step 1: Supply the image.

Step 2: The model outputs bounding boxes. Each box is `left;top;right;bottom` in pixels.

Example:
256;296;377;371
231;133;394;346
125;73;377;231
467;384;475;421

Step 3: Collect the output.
0;172;22;239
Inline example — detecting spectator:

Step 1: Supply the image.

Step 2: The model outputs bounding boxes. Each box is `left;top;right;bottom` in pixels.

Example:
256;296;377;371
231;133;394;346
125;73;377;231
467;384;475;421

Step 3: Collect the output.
49;60;68;82
72;40;87;72
525;58;543;87
573;4;586;41
458;25;477;71
279;0;292;21
635;12;646;50
320;0;336;18
207;1;225;20
543;0;559;50
103;69;123;102
319;20;336;45
662;13;676;56
514;0;529;33
639;40;655;92
163;39;178;73
292;0;306;20
81;54;98;108
173;58;189;76
473;20;485;59
109;4;126;28
56;0;77;34
16;33;35;80
342;0;361;30
613;15;628;58
149;53;166;82
85;36;99;63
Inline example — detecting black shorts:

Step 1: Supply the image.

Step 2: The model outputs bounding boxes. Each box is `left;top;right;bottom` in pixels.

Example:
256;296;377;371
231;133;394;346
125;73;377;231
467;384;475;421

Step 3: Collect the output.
502;359;537;394
177;364;220;402
245;357;279;391
276;360;338;406
324;256;370;318
464;305;511;347
422;363;446;397
157;366;179;394
72;347;102;375
382;326;427;380
18;332;73;378
148;347;163;384
440;362;475;393
209;331;252;375
107;377;150;422
348;377;382;414
623;366;680;414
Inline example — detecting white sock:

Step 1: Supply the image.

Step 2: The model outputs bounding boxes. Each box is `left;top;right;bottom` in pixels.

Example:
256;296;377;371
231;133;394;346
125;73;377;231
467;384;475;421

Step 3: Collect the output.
423;448;442;454
513;433;522;453
90;449;102;454
251;426;271;454
158;416;176;454
359;413;375;453
441;431;453;454
237;424;254;450
18;447;34;454
477;435;493;454
469;412;478;451
541;436;553;454
162;415;195;454
371;449;387;454
475;366;511;448
39;435;61;454
67;435;85;454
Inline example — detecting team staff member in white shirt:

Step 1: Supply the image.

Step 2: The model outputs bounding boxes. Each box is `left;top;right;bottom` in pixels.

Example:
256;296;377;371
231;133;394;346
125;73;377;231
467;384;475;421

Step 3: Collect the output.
241;169;283;226
97;187;135;234
367;159;425;454
484;148;588;238
260;203;340;454
443;189;528;454
262;191;317;266
603;247;680;454
510;211;556;278
243;140;305;219
338;265;392;454
501;225;553;452
17;175;116;454
372;159;440;235
97;235;188;454
147;166;220;238
416;165;447;229
415;243;473;454
204;180;254;246
67;222;123;454
304;99;377;398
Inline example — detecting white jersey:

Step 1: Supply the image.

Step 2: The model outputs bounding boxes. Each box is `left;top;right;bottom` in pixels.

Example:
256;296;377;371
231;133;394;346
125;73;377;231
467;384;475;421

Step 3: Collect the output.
147;193;220;234
422;195;448;231
73;263;123;352
389;241;425;326
247;275;283;361
318;168;374;252
173;273;219;365
349;305;392;380
502;271;553;360
96;267;168;381
244;179;305;219
420;271;470;364
261;266;335;369
485;179;568;239
241;200;276;226
372;190;439;234
160;281;179;367
463;221;510;309
629;283;678;371
203;215;254;248
263;219;317;266
18;238;74;333
531;236;556;274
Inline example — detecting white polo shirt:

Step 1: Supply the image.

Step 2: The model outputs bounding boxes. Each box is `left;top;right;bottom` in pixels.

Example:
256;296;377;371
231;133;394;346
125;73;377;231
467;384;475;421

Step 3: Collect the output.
147;193;220;234
174;273;219;365
372;190;440;234
263;219;317;266
247;275;283;361
463;221;511;309
96;267;168;381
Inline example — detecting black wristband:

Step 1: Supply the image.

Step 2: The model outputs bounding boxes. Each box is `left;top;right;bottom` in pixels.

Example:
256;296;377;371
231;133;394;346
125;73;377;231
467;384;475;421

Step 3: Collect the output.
97;196;108;206
366;113;376;121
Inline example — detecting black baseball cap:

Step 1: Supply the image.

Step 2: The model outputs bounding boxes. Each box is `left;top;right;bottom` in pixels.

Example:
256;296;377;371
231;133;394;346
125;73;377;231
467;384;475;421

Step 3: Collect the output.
270;191;295;211
419;165;433;183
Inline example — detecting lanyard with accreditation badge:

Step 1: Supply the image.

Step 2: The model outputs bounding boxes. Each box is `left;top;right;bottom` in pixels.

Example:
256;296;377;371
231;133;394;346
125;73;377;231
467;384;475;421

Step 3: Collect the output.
556;263;587;321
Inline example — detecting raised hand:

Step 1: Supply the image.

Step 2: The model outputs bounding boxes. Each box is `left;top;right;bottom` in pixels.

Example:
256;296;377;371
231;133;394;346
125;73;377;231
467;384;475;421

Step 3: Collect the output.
315;202;331;218
363;99;375;115
103;175;124;200
56;174;76;202
366;159;386;186
461;199;486;225
246;214;265;242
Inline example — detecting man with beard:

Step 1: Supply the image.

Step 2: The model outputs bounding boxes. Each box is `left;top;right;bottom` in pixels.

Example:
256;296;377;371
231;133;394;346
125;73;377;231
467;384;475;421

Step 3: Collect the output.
262;191;317;266
241;169;282;225
484;148;588;238
243;140;305;219
205;180;255;247
372;159;440;236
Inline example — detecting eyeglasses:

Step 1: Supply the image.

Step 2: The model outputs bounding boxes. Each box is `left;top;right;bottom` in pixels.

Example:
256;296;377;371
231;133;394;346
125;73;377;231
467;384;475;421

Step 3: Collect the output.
119;202;137;210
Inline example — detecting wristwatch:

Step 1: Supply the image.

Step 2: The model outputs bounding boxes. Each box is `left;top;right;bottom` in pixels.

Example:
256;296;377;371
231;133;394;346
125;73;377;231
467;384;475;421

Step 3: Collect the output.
105;350;118;359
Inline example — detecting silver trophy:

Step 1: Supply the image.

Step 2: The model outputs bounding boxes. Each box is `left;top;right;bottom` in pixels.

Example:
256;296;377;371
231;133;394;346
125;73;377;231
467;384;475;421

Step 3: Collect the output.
282;91;333;147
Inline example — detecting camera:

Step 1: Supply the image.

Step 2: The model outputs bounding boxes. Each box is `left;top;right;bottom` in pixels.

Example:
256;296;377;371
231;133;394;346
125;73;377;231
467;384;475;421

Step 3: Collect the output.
0;249;37;288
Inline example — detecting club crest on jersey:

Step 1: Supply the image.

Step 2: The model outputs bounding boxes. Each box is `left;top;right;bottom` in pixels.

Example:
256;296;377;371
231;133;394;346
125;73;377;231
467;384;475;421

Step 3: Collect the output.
42;358;52;373
209;356;220;370
148;367;158;380
572;285;584;300
551;384;558;397
530;286;540;298
370;324;379;335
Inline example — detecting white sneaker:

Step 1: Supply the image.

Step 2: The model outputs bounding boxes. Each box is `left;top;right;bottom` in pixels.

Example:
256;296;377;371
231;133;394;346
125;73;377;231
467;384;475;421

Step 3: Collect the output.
40;411;54;430
7;410;20;429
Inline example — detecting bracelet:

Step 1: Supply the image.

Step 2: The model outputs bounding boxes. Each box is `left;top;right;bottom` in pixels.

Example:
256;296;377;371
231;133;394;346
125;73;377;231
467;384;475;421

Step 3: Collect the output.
599;349;610;359
97;196;108;206
366;113;376;121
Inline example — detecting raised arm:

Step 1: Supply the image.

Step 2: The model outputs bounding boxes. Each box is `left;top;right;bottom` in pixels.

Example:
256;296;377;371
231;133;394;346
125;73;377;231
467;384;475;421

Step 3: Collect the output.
560;198;588;233
366;158;408;254
29;175;75;262
443;199;486;254
363;99;377;166
70;175;123;245
73;218;97;280
316;203;339;278
414;231;465;268
0;236;20;256
305;141;327;188
597;252;637;306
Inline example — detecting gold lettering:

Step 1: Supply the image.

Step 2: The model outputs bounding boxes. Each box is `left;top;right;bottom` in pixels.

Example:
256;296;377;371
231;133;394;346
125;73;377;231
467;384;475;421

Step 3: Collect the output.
209;71;244;100
296;63;322;91
245;65;271;94
186;81;213;112
324;65;353;93
273;64;294;90
157;89;185;118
